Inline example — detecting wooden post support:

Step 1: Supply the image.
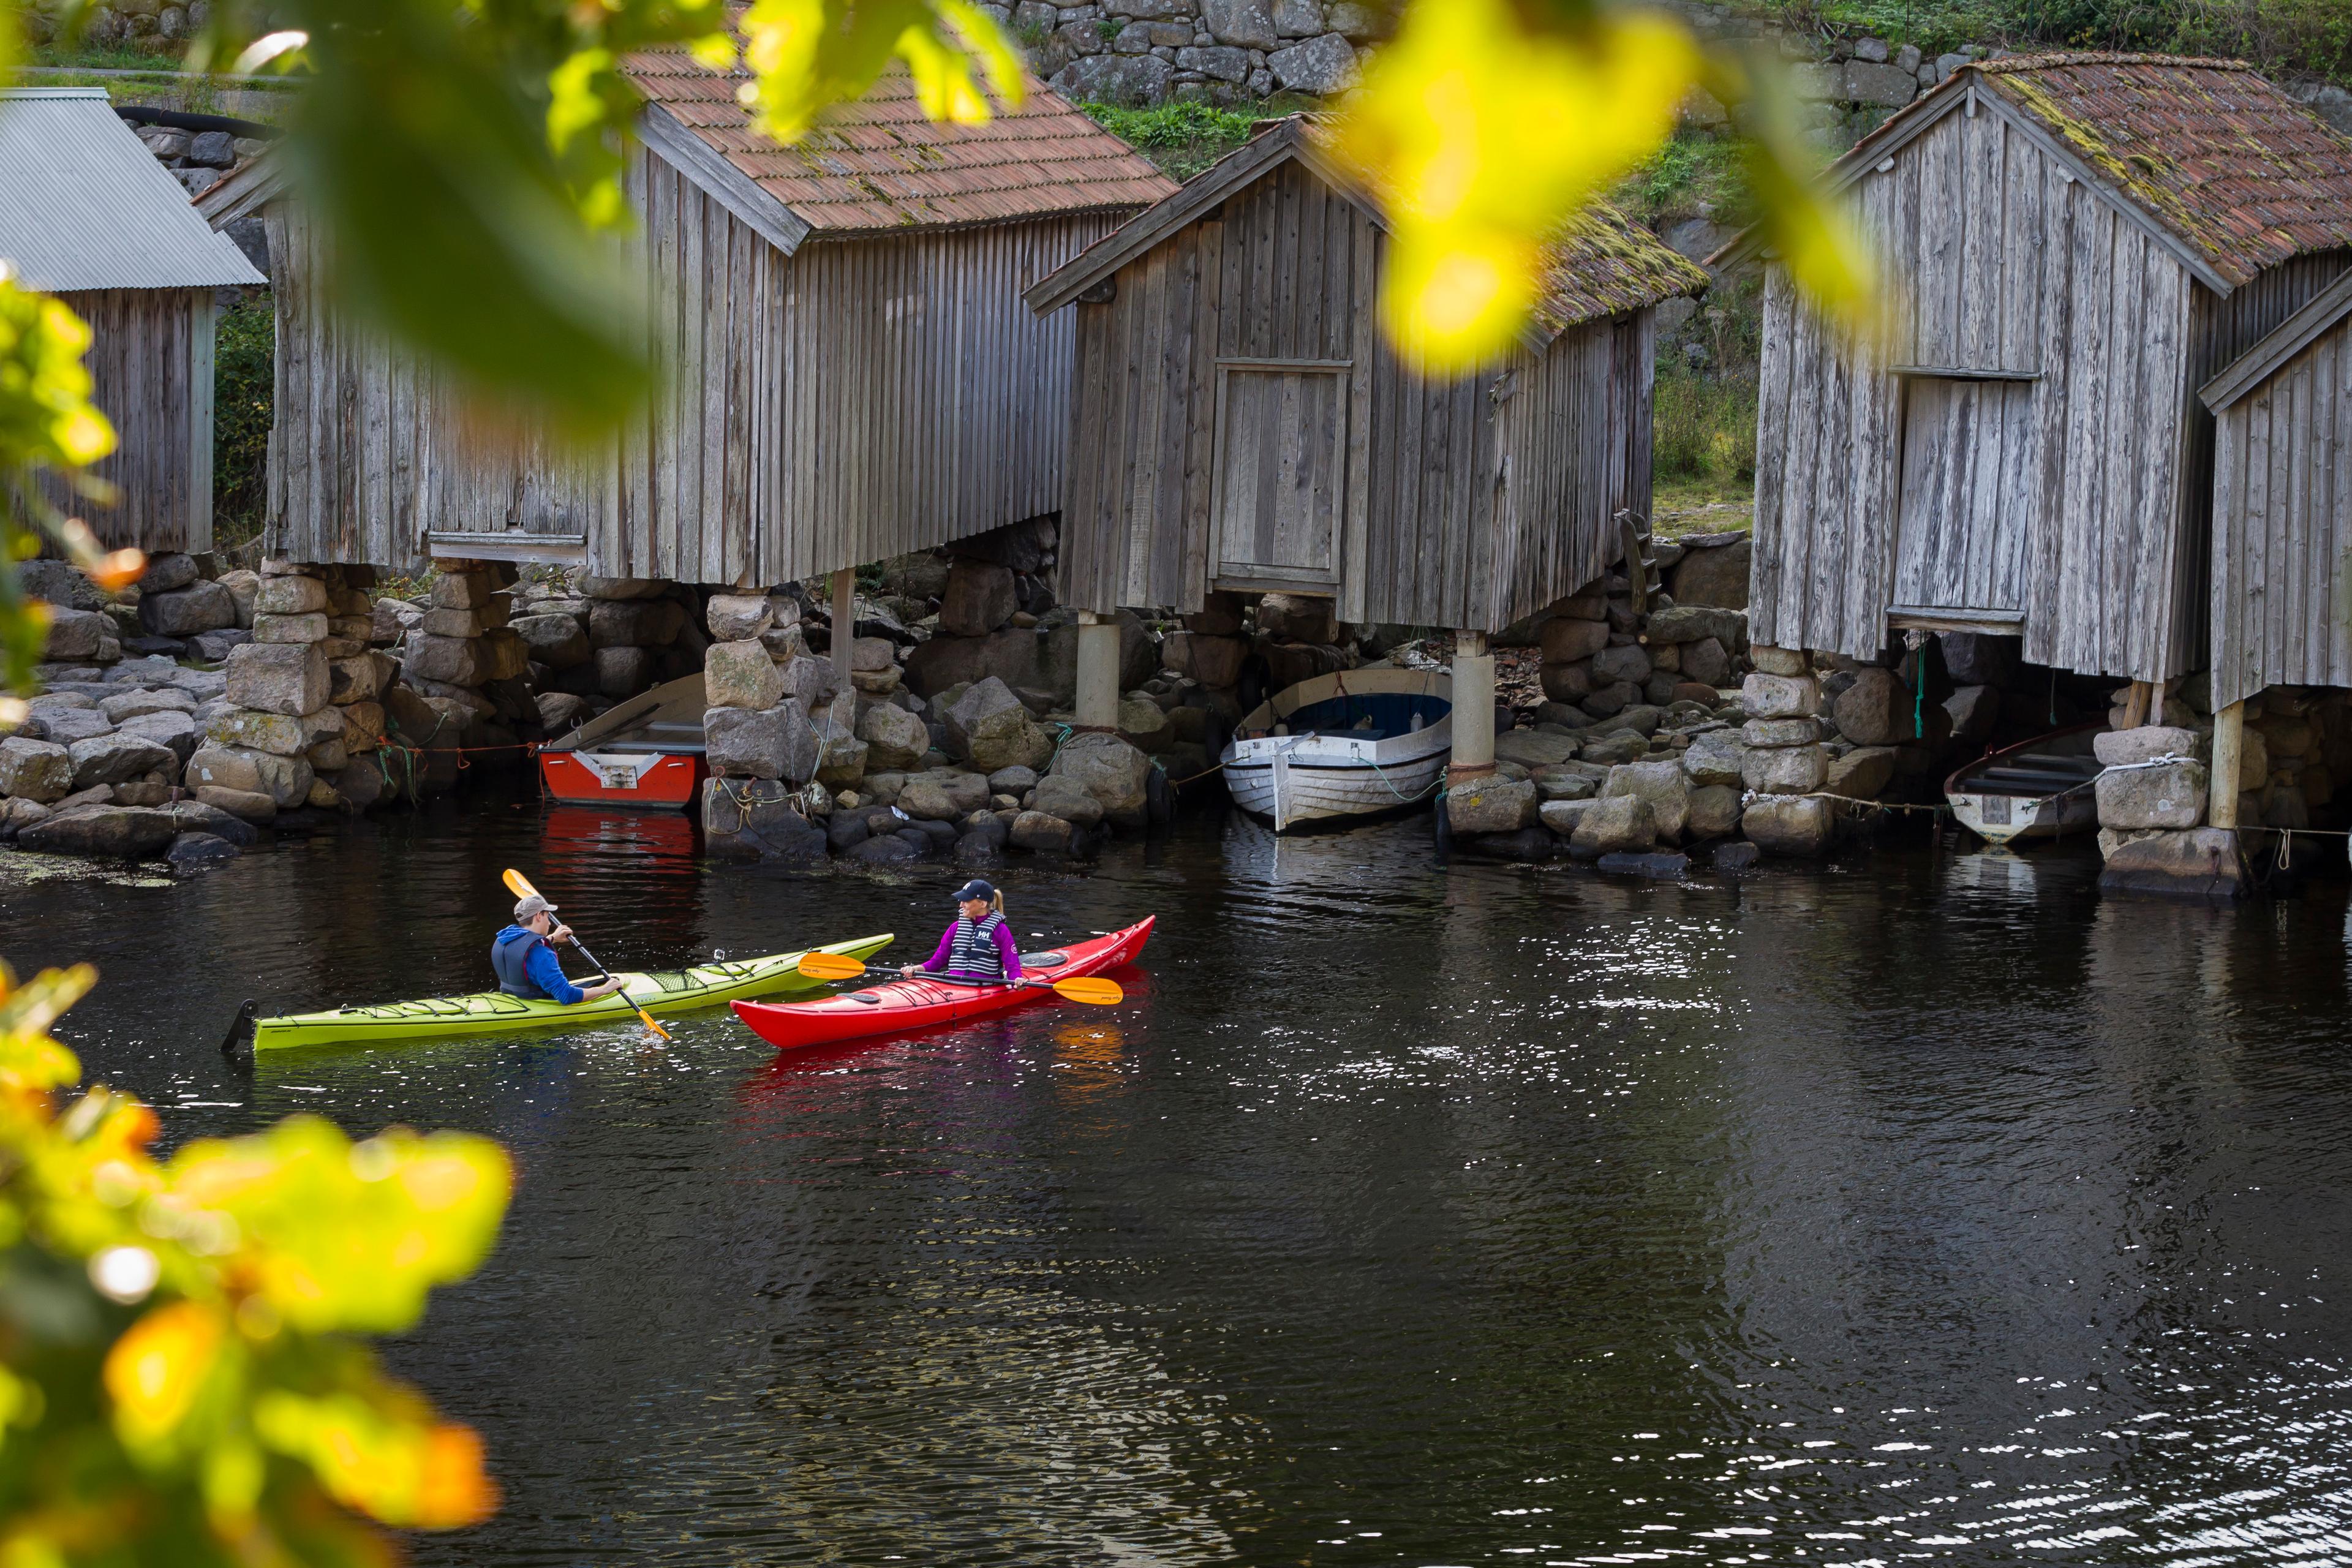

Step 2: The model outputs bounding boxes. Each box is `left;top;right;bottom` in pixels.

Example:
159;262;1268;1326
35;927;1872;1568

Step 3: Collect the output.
2209;698;2245;831
831;568;856;692
1448;630;1496;782
1074;611;1121;733
2122;679;2154;728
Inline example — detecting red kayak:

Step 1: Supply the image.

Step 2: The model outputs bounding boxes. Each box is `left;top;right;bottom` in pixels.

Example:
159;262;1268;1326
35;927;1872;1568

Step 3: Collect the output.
733;917;1155;1051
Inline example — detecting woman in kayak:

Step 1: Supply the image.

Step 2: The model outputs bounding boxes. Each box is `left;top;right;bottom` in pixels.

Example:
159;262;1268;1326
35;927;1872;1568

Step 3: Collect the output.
493;894;627;1004
900;880;1023;985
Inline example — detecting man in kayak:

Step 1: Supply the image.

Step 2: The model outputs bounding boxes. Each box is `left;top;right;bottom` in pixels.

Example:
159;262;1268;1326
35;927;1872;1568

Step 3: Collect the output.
899;880;1023;985
493;894;627;1004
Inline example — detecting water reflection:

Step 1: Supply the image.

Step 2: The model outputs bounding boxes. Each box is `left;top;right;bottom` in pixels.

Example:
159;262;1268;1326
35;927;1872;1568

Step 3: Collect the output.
6;790;2351;1563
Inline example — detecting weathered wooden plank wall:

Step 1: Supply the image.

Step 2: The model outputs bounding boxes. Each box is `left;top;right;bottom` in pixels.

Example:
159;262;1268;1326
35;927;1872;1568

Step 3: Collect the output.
259;143;1114;578
40;287;212;554
1752;100;2352;680
1058;156;1653;632
2211;312;2352;705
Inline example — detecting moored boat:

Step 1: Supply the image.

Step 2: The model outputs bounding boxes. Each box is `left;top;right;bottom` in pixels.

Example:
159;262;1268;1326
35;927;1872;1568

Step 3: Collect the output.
1221;668;1451;831
734;918;1154;1051
1945;722;2105;845
245;933;894;1050
539;673;708;810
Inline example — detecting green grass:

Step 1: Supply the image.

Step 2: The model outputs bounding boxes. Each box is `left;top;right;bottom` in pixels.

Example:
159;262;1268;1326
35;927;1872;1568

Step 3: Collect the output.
213;297;273;554
1616;131;1750;229
1077;99;1306;181
1773;0;2352;83
1653;367;1759;504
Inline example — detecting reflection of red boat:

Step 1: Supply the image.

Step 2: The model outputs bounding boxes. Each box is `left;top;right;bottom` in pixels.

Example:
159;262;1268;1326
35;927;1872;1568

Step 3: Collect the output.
732;918;1155;1052
540;673;707;810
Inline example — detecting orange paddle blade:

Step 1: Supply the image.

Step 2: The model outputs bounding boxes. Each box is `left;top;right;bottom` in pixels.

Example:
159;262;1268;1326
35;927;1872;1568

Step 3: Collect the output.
1049;977;1124;1005
502;868;538;900
639;1008;673;1041
796;951;872;981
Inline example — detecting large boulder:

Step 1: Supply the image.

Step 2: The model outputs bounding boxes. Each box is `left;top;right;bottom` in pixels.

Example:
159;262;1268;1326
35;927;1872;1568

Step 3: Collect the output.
1832;667;1916;747
1670;535;1751;609
513;612;592;669
588;597;685;648
942;677;1026;755
1601;759;1691;840
1268;31;1359;92
186;744;314;807
42;607;113;660
706;703;820;783
1743;794;1834;856
1047;733;1152;828
1009;809;1076;853
897;769;992;822
18;805;179;859
225;641;329;717
21;558;109;611
1681;637;1733;688
1569;793;1656;856
1741;672;1820;720
67;733;178;791
254;574;329;615
704;594;773;641
138;580;237;637
1741;743;1827;796
2092;725;2200;768
1161;631;1248;688
1493;729;1578;769
1256;592;1336;644
1825;746;1898;800
595;645;652;697
1031;772;1106;827
905;626;1040;698
701;780;828;863
251;611;329;645
204;706;338;760
219;570;260;627
0;737;74;802
119;710;199;764
970;705;1054;774
2095;759;2207;830
1939;631;2017;685
1687;783;1741;839
2097;826;2246;899
704;639;785;710
939;560;1018;638
1446;774;1536;834
1540;616;1610;665
1643;605;1746;646
404;633;484;687
859;702;930;773
328;652;395;706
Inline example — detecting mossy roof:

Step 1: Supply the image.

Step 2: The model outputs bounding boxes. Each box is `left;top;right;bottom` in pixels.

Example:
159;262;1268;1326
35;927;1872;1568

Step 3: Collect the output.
1862;54;2352;290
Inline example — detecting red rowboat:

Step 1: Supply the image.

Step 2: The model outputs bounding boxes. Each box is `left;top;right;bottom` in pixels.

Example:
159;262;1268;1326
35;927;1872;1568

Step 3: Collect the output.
540;673;708;810
733;917;1155;1051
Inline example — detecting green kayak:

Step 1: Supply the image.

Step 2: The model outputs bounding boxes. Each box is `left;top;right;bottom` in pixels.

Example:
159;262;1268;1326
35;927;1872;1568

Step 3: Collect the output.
246;933;894;1051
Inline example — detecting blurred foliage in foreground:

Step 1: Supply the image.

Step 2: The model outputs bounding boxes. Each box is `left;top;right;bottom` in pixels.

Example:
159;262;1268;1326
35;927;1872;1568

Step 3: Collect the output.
0;959;513;1561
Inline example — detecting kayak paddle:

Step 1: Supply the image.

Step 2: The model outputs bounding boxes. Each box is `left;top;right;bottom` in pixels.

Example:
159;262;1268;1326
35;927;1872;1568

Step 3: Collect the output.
794;949;1124;1005
500;869;673;1041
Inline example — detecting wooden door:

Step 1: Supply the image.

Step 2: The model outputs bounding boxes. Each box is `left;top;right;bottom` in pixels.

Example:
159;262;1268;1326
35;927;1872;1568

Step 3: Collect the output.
1891;375;2038;622
1210;358;1349;595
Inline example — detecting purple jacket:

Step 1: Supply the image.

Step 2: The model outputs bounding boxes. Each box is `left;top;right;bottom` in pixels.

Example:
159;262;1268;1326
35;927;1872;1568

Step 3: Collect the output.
921;919;1023;981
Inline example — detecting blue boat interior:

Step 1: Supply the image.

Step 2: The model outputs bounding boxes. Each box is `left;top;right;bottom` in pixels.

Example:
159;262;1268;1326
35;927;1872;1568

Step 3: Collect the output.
1279;690;1450;742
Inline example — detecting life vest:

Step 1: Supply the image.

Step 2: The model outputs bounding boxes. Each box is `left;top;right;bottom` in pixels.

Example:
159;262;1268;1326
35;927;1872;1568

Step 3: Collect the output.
492;929;551;1000
945;911;1008;980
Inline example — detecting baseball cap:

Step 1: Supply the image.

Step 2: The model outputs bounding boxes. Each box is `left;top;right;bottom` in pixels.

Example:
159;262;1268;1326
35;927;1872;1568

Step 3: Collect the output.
952;880;996;903
514;893;558;921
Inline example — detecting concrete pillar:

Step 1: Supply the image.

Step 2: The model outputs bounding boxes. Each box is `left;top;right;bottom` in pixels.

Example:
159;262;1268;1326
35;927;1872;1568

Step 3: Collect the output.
831;568;855;691
2209;698;2245;830
1449;629;1495;781
1075;610;1121;732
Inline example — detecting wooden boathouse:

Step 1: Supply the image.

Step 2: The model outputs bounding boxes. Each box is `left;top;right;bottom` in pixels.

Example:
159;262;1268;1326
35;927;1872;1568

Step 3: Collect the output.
1722;55;2352;686
1;88;264;552
194;58;1175;584
1025;116;1707;768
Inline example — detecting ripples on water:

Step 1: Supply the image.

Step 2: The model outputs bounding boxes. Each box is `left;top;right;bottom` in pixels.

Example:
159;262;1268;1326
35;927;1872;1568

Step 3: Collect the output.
7;790;2352;1565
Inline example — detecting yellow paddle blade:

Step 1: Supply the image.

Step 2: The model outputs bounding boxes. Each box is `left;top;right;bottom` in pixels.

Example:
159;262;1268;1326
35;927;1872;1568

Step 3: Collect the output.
796;951;871;981
502;868;539;900
639;1009;673;1041
1050;977;1123;1006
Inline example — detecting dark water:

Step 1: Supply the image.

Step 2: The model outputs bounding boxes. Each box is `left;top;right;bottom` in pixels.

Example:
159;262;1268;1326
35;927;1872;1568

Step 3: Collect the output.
9;791;2352;1566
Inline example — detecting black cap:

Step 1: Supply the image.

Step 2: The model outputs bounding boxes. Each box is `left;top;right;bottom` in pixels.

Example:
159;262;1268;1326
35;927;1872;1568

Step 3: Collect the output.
953;880;996;903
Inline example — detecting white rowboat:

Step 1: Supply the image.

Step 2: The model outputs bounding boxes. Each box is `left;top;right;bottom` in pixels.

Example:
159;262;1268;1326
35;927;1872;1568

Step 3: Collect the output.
1944;721;2103;845
1222;667;1452;831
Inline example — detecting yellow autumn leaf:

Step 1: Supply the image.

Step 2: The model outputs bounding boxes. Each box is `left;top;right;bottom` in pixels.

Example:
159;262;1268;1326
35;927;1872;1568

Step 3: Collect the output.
1330;0;1700;370
253;1391;499;1529
104;1300;227;1449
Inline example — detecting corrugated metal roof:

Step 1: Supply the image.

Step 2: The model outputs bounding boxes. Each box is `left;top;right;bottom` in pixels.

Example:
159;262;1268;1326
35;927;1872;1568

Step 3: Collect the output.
620;29;1178;236
0;89;265;292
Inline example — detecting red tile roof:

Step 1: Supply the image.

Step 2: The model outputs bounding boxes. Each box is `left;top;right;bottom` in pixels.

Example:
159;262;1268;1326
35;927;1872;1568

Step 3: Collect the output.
1875;54;2352;289
619;44;1178;238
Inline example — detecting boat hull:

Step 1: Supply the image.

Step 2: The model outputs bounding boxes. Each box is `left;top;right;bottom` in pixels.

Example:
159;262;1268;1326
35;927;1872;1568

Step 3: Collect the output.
540;748;706;809
1223;667;1451;831
1944;721;2106;845
734;918;1154;1051
1947;788;2098;845
252;933;894;1050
